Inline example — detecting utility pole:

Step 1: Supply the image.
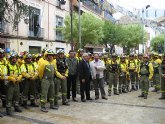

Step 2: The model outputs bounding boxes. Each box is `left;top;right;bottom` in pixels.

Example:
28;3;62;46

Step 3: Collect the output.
78;0;81;49
164;21;165;53
70;0;73;50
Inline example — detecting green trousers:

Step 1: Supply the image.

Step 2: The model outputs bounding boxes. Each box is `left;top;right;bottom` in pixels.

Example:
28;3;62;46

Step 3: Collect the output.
22;79;35;103
119;75;127;91
54;78;67;105
40;79;54;107
108;72;118;93
153;73;160;90
140;76;149;95
129;71;136;86
6;82;20;108
161;76;165;97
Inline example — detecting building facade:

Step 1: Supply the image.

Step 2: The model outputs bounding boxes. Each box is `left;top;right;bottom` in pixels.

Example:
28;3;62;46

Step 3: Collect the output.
0;0;115;54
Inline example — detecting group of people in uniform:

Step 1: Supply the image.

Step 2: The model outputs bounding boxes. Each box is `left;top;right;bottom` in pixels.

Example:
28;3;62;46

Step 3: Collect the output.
0;47;164;117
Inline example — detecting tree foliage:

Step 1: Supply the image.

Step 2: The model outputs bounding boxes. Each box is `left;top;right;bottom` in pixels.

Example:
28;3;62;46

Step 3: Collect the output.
60;12;103;49
151;34;164;53
102;21;144;54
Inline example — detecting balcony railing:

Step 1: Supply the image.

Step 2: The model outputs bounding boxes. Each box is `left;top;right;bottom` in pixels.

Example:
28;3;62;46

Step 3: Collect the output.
29;28;44;38
82;0;102;15
0;21;9;34
104;11;116;23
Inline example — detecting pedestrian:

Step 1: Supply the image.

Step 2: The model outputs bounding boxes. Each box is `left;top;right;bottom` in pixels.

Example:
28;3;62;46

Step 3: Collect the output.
90;53;107;100
66;50;78;102
106;54;119;96
78;53;93;102
128;54;137;91
54;49;69;106
21;54;39;109
159;54;165;100
5;52;22;115
39;49;58;112
119;56;128;93
152;53;162;92
138;55;153;99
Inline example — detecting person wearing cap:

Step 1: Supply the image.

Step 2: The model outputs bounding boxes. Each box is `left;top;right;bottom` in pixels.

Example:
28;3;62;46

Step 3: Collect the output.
135;54;143;90
128;54;137;91
106;54;120;96
76;49;84;94
159;54;165;99
138;55;153;99
103;55;110;85
90;53;107;100
38;49;58;112
78;53;92;102
76;49;84;63
0;48;6;117
38;48;47;67
152;53;162;92
54;49;69;106
66;50;78;102
4;52;22;115
119;56;129;93
20;53;39;108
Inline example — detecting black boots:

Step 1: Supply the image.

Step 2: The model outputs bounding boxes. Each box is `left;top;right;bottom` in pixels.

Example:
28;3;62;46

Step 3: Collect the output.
22;101;29;109
159;96;165;100
138;93;144;97
0;112;3;117
6;108;12;116
41;107;48;112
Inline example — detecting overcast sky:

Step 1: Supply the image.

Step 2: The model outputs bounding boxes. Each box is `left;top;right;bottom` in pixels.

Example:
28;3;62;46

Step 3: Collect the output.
109;0;165;10
109;0;165;19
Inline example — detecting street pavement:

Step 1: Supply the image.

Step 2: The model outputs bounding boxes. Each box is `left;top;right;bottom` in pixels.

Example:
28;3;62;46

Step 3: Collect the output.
0;86;165;124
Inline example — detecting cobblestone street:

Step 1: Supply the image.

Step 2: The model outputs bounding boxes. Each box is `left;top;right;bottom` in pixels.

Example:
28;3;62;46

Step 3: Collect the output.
1;86;165;124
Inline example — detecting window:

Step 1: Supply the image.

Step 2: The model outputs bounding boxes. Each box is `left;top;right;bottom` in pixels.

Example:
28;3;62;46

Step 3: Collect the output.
29;7;41;37
29;46;41;54
0;16;4;32
56;16;64;41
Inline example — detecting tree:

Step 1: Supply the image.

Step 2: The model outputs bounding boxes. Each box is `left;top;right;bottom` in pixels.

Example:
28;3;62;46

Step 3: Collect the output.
122;24;144;54
151;34;164;53
0;0;31;30
102;21;124;54
59;12;103;49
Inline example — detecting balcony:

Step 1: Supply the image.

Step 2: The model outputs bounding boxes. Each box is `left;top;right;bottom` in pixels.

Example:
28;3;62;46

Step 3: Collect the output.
28;27;44;39
0;21;9;34
104;11;116;23
82;0;102;15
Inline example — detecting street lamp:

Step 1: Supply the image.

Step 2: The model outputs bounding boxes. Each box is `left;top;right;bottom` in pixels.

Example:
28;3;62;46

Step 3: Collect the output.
142;5;150;54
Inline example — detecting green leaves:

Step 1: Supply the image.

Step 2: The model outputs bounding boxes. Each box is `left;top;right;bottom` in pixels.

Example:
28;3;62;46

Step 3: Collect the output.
60;12;103;49
151;34;164;53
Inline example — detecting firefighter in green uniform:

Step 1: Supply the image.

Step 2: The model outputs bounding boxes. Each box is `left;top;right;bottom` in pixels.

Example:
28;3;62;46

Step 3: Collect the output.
119;56;128;93
159;54;165;99
39;49;58;112
103;55;110;85
21;54;38;108
5;52;22;115
128;54;137;91
138;55;153;99
0;48;5;117
106;54;119;96
76;48;84;94
152;54;162;92
54;49;69;107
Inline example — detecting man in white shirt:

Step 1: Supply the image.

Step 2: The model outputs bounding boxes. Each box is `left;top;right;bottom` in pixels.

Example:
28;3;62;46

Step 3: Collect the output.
90;53;107;100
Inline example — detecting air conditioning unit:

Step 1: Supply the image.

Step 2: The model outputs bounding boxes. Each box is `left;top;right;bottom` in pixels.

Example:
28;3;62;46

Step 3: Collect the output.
60;5;65;10
56;1;61;7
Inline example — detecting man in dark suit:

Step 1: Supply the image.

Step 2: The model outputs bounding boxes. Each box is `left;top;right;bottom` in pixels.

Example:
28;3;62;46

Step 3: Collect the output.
78;53;92;102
